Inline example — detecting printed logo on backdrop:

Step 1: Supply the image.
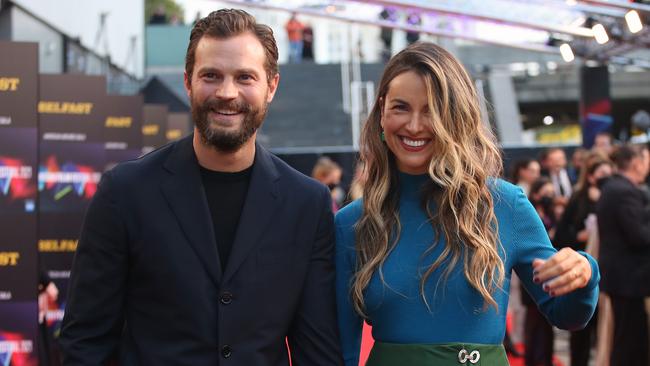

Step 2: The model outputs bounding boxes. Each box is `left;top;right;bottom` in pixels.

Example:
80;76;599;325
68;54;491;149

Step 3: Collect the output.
0;77;20;91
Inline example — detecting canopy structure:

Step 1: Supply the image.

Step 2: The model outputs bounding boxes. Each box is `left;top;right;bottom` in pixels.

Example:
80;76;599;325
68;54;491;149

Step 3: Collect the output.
216;0;650;67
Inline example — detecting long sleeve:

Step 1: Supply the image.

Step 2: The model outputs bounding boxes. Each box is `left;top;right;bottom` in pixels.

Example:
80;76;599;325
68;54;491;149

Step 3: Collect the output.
59;170;128;365
510;188;599;331
334;204;364;366
288;187;344;366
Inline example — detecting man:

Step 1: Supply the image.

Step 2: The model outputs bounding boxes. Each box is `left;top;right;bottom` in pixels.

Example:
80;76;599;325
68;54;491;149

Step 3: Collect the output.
541;147;572;202
597;144;650;366
593;131;614;155
59;9;343;365
285;13;304;63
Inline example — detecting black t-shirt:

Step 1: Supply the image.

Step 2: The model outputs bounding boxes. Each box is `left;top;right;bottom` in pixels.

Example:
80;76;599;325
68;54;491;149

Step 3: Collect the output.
199;164;253;271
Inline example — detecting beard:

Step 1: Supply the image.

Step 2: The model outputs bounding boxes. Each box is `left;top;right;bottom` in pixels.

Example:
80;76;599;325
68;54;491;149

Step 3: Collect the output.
191;93;268;153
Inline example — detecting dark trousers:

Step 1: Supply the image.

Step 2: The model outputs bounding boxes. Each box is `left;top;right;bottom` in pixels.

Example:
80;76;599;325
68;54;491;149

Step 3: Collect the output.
610;295;648;366
524;304;554;366
569;307;597;366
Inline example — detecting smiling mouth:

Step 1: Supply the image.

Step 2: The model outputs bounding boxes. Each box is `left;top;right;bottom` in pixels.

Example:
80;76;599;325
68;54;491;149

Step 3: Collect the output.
211;109;241;116
400;136;430;148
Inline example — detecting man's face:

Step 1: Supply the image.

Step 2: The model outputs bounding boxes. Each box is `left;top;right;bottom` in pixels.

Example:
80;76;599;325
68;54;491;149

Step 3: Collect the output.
184;32;279;152
594;135;612;153
636;149;650;181
547;150;567;173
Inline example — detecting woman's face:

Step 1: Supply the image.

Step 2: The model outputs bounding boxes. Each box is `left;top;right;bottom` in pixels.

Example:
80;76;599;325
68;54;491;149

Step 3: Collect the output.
588;163;613;186
381;71;435;175
520;161;541;185
533;182;556;202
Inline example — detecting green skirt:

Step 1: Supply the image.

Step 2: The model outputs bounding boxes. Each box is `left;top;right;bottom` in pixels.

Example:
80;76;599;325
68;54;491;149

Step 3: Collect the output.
366;341;509;366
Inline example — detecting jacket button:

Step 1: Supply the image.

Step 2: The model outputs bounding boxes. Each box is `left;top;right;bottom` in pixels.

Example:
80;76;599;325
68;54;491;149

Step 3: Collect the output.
221;345;232;358
220;292;233;305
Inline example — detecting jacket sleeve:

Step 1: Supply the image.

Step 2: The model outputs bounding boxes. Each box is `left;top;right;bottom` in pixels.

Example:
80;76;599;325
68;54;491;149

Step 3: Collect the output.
510;188;600;331
58;170;128;365
612;188;650;249
287;186;344;365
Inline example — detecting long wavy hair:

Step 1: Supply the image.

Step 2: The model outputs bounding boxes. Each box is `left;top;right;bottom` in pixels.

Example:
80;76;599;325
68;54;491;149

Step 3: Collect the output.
352;42;504;316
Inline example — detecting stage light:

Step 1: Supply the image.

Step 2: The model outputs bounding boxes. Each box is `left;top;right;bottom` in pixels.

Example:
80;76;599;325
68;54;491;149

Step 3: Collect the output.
543;116;554;125
592;24;609;44
625;10;643;33
560;43;575;62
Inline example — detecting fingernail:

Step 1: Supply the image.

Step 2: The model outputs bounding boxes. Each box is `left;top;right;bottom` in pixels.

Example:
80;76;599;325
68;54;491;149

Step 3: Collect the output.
533;277;540;284
550;291;556;297
543;283;549;291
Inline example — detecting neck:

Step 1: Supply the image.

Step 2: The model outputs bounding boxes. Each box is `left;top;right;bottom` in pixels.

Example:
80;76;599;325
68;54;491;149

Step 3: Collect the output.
192;128;256;172
621;170;640;186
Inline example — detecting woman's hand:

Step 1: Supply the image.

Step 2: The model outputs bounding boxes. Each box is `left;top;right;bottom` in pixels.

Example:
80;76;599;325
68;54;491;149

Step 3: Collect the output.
532;247;592;297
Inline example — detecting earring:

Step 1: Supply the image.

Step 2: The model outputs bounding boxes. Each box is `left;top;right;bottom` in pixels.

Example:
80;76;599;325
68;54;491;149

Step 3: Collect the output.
380;131;385;142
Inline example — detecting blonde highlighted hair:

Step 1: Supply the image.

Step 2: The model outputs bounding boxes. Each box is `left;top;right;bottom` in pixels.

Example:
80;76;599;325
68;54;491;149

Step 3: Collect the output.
352;42;504;316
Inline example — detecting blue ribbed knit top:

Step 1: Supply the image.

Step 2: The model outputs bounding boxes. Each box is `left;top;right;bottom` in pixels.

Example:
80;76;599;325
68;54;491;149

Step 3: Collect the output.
334;172;599;366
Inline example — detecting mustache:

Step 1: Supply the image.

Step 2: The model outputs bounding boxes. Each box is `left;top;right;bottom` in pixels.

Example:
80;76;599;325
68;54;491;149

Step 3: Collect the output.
201;98;252;113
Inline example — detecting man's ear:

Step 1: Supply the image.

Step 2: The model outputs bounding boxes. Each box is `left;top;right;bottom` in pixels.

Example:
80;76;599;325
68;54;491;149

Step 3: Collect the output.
183;72;191;97
266;73;280;103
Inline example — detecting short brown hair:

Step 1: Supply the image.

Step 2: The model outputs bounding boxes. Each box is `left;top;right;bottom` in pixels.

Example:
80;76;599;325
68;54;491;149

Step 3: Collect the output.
610;144;648;171
185;9;279;84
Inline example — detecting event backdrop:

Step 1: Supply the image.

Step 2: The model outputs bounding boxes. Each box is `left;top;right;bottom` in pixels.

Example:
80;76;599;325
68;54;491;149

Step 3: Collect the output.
0;41;39;366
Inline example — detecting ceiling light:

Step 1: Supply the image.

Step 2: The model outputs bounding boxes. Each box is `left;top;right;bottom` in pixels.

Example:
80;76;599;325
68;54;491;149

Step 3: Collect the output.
625;10;643;33
543;116;554;125
560;43;575;62
592;24;609;44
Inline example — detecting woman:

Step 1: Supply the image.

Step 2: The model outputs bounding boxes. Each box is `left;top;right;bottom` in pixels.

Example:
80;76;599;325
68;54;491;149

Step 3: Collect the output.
510;158;541;196
521;177;558;366
335;42;599;365
312;156;345;212
554;152;613;366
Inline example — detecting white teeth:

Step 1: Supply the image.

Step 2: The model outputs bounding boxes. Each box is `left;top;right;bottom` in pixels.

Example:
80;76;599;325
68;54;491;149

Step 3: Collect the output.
401;137;427;147
215;110;238;115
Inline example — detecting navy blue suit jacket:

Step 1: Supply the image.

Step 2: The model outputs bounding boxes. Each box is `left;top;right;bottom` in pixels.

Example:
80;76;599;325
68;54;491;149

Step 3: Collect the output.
59;135;343;365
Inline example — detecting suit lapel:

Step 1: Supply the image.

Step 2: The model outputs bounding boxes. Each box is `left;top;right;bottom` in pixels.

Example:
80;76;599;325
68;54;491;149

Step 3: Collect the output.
222;143;280;284
161;135;222;288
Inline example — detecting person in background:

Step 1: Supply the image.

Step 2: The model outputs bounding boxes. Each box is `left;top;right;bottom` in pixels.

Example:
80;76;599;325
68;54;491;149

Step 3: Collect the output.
285;13;305;63
378;8;395;62
507;157;543;354
597;144;650;366
510;158;542;196
540;147;572;204
347;161;367;203
521;177;558;366
312;156;345;212
405;12;421;45
149;5;168;24
568;148;587;185
335;42;599;366
593;132;614;156
555;152;613;366
302;23;314;61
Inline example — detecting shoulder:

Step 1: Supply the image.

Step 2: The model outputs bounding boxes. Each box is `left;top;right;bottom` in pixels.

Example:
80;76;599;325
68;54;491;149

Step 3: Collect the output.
266;151;330;199
489;177;527;210
335;199;363;229
106;138;178;186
